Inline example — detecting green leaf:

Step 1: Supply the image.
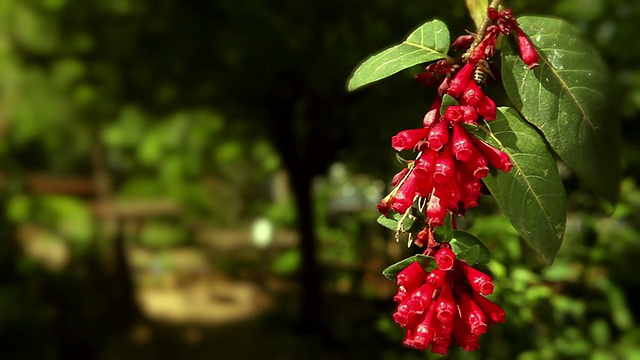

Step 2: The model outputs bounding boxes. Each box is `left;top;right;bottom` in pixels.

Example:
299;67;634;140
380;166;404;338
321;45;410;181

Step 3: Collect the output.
456;245;481;265
468;107;567;264
450;230;491;265
347;20;450;91
377;213;402;231
433;212;454;243
440;94;459;115
382;254;437;282
501;16;620;205
465;0;489;30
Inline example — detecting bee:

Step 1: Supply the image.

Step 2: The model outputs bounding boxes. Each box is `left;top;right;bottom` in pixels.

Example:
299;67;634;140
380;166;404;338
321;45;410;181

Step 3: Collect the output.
474;59;495;86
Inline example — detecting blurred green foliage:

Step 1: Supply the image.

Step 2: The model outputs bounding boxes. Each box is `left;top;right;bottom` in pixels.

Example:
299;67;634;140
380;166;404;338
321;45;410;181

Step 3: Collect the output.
0;0;638;359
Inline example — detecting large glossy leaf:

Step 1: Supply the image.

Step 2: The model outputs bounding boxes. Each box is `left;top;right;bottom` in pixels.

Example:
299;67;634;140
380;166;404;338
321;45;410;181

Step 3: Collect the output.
501;16;620;204
347;20;449;91
469;108;567;264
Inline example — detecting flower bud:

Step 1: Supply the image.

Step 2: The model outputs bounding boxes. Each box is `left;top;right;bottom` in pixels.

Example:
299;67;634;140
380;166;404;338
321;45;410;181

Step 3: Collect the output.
422;108;439;128
437;76;451;97
427;193;446;227
516;27;539;69
451;34;475;50
391;128;429;151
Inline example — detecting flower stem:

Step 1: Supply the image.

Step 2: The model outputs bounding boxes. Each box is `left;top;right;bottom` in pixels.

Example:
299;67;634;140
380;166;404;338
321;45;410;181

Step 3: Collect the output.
464;0;503;60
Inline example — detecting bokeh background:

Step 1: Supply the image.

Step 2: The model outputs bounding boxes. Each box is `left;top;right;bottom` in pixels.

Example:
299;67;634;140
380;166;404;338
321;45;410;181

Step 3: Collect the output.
1;0;639;359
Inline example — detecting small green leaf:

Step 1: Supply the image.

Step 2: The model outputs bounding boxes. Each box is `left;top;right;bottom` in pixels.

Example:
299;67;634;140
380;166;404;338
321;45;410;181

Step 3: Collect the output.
450;230;491;264
469;107;567;264
415;254;438;273
440;94;459;115
465;0;489;30
377;213;402;231
382;255;437;282
433;212;454;243
456;245;481;265
501;16;620;205
348;20;450;91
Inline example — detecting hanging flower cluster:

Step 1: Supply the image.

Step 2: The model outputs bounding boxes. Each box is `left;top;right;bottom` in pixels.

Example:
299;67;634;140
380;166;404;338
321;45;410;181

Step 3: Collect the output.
392;246;506;354
376;6;540;354
377;7;538;228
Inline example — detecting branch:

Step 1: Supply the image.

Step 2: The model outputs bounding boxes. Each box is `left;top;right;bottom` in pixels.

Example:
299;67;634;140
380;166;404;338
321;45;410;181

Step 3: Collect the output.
465;0;503;60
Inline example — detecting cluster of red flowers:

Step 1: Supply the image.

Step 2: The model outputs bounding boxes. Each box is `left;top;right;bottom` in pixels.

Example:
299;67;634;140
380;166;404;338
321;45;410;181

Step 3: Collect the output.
378;7;540;354
377;7;538;227
393;246;506;354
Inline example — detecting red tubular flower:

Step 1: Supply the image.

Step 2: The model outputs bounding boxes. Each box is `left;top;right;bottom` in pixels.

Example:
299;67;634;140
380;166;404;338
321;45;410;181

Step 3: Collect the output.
434;282;456;324
425;268;447;287
452;124;473;161
434;246;456;271
394;298;427;328
457;290;488;336
458;261;495;295
390;167;410;187
515;27;539;69
427;192;446;227
436;175;462;212
392;128;429;151
406;304;437;350
476;95;497;121
472;292;506;325
444;105;464;124
462;80;485;107
470;136;513;173
393;248;505;353
390;172;418;214
461;105;479;124
447;63;474;98
462;145;490;179
453;313;480;351
468;26;499;64
427;120;450;151
458;165;483;208
433;143;455;184
397;261;426;291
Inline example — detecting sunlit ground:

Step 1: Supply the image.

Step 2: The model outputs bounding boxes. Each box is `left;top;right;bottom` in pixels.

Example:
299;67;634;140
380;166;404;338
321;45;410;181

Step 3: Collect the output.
17;223;396;359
